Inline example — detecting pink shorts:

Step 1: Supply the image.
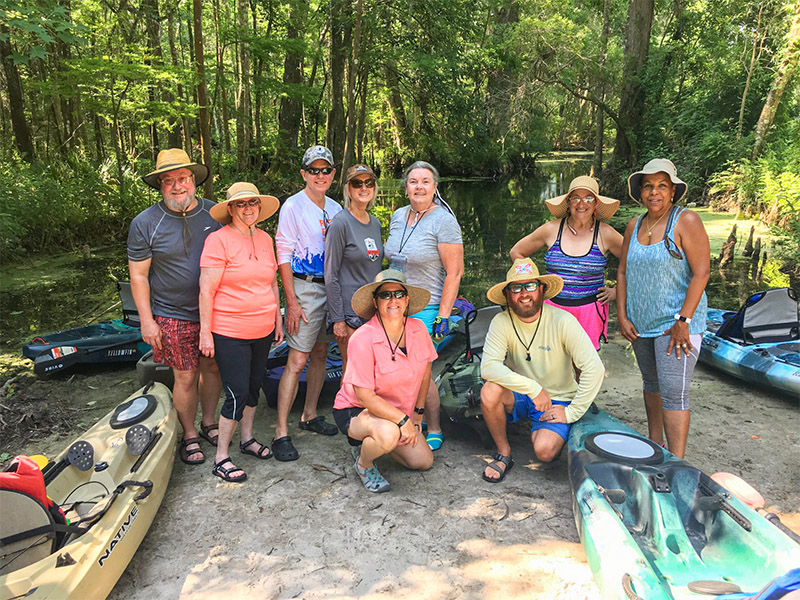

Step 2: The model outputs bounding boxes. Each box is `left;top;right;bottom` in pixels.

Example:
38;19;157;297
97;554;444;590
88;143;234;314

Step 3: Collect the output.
153;316;201;371
545;299;608;351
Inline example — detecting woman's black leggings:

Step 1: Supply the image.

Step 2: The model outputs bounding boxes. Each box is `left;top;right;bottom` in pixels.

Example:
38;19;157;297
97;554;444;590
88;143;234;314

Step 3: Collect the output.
212;332;274;421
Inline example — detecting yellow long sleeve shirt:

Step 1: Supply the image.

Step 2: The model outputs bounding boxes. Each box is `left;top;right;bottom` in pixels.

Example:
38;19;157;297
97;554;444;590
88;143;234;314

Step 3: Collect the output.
480;304;604;423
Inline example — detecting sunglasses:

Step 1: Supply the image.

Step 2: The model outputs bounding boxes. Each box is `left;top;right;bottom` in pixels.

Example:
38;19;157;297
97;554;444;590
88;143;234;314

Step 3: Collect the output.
305;167;334;175
349;178;376;189
159;175;193;188
506;281;542;294
232;199;261;209
375;289;408;300
568;195;596;204
664;236;684;260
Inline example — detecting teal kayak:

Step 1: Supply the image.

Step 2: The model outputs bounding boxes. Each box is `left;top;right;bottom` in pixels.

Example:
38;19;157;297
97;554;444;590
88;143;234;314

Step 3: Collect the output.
568;404;800;599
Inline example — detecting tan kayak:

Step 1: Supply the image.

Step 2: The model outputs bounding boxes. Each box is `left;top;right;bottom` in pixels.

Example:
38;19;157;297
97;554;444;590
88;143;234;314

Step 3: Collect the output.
1;382;177;599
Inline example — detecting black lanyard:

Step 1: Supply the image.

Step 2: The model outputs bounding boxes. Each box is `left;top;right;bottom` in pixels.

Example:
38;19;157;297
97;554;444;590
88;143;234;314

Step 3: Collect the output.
508;308;543;362
397;206;430;254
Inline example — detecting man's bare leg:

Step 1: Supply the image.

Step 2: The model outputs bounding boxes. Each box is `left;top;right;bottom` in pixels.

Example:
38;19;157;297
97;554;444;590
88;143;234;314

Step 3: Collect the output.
173;368;202;461
480;381;516;480
301;341;329;422
274;347;310;439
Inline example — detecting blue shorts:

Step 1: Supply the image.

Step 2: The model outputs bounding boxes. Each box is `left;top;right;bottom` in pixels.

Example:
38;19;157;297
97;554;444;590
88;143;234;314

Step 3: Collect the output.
508;393;571;441
410;304;439;333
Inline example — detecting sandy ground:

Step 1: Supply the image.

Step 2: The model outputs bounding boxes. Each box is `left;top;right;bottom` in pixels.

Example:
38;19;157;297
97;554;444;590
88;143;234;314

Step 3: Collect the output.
4;335;799;600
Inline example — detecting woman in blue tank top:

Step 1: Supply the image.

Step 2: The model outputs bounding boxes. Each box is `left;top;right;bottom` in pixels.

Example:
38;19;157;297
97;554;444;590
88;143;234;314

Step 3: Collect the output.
617;159;710;459
510;176;623;350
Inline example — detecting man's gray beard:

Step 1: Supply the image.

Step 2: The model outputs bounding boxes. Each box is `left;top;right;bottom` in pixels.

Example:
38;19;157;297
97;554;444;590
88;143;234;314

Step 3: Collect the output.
163;193;196;213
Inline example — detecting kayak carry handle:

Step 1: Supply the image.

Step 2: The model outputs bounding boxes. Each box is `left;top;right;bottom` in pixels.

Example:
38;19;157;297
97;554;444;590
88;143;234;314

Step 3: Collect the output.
621;574;644;600
114;480;153;501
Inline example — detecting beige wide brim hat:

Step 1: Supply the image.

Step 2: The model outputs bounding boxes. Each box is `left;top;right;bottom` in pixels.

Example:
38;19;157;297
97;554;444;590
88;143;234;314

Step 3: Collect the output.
142;148;209;190
210;182;279;224
351;269;431;320
627;158;688;203
545;175;620;220
486;258;564;305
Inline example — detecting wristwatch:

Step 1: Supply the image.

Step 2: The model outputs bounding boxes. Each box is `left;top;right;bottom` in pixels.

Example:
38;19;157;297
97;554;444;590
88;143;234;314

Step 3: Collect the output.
674;313;692;324
413;407;425;415
397;415;409;428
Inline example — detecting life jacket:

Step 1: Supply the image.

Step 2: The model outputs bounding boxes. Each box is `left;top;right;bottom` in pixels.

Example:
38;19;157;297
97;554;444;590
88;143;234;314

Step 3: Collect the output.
0;456;67;526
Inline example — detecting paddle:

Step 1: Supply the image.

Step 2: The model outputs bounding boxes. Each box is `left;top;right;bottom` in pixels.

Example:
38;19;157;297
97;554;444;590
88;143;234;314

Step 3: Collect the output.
712;471;800;544
33;337;143;377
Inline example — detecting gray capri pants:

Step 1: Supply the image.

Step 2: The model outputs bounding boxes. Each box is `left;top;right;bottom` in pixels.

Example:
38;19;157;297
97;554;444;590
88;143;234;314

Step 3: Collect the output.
631;334;702;410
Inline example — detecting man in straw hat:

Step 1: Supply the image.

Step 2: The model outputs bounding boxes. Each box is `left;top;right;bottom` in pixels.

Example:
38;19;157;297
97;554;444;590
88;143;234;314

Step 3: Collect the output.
271;145;343;461
479;258;604;482
128;148;222;466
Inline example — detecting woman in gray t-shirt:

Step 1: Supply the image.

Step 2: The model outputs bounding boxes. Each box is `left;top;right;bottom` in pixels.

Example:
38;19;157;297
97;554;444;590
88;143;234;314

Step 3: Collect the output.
324;164;384;373
383;161;464;451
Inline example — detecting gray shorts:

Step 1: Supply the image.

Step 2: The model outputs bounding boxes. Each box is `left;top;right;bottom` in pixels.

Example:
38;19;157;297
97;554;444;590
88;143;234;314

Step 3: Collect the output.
631;334;702;411
285;277;334;353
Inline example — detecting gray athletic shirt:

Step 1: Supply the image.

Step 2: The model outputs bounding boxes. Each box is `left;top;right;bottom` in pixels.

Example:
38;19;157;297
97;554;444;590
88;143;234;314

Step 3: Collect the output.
383;204;462;305
324;209;384;327
127;198;221;322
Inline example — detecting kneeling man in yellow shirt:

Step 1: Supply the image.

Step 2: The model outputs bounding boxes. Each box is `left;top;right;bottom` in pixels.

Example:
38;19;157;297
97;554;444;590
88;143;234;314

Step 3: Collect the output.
480;258;604;482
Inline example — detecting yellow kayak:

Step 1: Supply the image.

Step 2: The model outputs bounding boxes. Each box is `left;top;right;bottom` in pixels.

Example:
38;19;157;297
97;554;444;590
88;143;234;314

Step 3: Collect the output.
1;382;177;599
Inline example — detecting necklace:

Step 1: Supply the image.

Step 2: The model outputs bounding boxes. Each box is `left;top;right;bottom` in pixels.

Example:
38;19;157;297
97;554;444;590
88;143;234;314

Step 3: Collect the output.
508;308;543;362
566;217;595;236
645;210;668;238
377;313;406;361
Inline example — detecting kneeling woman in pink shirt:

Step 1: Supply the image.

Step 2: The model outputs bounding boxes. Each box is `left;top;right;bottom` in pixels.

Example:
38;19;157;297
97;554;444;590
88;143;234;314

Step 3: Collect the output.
332;270;438;493
199;182;283;483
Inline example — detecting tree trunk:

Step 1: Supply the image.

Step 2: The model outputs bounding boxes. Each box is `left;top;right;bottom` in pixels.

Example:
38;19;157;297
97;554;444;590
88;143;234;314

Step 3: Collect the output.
752;0;800;159
738;3;765;141
269;0;307;177
484;0;519;163
166;10;186;149
213;0;232;152
609;0;654;171
384;59;409;150
593;0;611;176
143;0;165;161
236;0;252;170
193;0;214;199
0;25;35;161
341;0;363;174
356;65;368;163
326;0;348;160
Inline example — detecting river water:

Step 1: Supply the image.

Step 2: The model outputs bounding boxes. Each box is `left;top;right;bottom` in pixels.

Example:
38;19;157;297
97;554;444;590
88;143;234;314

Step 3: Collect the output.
0;158;772;348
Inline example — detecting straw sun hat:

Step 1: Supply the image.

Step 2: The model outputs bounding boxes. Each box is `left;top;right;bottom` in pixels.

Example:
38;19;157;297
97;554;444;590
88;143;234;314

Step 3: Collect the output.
351;270;431;320
209;182;279;225
142;148;209;190
627;158;688;203
545;175;619;220
486;258;564;306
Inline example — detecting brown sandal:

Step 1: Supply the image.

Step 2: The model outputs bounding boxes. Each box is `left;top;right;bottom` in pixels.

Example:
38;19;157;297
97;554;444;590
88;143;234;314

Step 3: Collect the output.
199;423;219;446
179;437;205;465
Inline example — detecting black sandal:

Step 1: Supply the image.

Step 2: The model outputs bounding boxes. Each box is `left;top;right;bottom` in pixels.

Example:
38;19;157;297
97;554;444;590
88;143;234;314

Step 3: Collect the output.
298;416;338;436
212;457;247;482
240;438;272;460
481;454;514;483
178;437;205;465
271;436;299;462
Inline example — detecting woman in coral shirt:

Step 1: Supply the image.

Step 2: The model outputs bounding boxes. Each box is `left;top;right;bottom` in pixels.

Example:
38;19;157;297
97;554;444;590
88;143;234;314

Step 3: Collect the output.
199;182;283;482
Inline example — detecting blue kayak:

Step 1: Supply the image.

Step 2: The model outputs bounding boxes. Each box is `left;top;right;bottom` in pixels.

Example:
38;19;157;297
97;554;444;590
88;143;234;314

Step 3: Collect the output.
568;404;800;599
699;308;800;397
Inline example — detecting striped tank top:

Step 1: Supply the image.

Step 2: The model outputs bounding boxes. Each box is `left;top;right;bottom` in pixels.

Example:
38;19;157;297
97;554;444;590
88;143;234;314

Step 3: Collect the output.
625;206;707;337
544;219;607;305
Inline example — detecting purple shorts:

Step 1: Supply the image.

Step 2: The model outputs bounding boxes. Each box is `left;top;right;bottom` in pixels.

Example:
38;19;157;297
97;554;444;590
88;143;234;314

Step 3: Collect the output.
153;316;201;371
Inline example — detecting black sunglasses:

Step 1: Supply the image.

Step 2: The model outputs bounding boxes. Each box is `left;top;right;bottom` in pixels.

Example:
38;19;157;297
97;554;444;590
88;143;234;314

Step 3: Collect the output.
232;199;261;209
506;281;542;294
305;167;334;175
349;178;376;189
664;236;684;260
375;289;408;300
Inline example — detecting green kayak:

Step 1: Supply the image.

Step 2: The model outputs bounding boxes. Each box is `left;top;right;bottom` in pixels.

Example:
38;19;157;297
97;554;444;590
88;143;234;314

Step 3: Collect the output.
568;405;800;599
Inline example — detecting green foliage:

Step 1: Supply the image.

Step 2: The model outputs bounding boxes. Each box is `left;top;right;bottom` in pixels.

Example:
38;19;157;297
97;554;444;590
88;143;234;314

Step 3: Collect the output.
1;0;87;64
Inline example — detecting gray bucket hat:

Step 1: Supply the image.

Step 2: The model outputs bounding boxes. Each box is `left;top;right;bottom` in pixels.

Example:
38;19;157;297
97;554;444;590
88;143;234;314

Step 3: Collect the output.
627;158;688;203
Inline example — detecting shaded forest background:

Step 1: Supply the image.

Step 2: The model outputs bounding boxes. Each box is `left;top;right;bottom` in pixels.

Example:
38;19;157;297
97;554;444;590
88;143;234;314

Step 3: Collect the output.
1;0;799;268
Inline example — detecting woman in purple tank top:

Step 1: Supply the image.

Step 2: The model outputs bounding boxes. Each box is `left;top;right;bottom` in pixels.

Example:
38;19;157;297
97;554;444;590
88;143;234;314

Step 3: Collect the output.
510;176;624;350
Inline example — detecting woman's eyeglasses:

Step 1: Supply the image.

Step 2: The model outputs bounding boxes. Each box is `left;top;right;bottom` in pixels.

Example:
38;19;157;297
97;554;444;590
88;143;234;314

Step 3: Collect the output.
232;199;261;209
159;175;193;188
506;281;542;294
349;178;376;189
375;290;408;300
568;195;596;204
664;236;684;260
305;167;334;175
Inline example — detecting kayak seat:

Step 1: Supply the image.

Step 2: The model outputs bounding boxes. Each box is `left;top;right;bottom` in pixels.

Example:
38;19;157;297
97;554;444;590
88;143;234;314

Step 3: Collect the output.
716;288;799;345
0;489;60;575
116;280;140;328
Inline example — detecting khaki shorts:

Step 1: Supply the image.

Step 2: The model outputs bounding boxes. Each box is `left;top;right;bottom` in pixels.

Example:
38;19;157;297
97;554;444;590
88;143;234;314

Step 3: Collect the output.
286;278;334;353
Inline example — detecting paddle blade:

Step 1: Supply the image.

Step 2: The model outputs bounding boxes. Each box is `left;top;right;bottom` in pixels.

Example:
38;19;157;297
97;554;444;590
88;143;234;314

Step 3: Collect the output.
712;472;765;509
32;346;80;377
29;455;49;469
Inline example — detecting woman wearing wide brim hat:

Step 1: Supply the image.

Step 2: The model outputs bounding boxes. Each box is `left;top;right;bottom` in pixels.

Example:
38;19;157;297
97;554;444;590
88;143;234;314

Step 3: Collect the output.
509;175;623;351
616;158;709;460
197;181;284;483
331;269;437;493
141;148;209;190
